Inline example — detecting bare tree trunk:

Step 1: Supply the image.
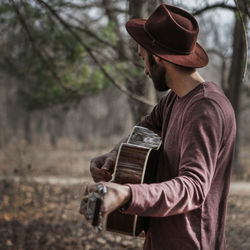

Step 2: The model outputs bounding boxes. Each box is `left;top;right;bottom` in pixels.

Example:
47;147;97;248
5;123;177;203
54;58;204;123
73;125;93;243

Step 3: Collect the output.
102;0;130;60
227;7;247;172
100;0;157;123
127;0;158;123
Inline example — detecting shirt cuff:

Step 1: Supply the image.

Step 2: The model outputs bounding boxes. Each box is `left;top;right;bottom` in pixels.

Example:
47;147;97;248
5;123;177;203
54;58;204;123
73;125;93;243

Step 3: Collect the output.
122;183;146;215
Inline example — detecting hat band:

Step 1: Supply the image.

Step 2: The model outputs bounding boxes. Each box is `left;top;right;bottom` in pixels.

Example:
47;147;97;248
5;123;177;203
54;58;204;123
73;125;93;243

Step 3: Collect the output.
143;24;193;55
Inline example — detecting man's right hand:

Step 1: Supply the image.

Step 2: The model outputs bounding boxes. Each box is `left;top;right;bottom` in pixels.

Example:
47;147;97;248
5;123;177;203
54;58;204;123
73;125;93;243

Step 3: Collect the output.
90;151;117;182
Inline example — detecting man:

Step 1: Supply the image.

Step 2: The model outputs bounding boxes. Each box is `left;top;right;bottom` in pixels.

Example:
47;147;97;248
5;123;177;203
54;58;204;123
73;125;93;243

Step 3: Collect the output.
80;4;236;250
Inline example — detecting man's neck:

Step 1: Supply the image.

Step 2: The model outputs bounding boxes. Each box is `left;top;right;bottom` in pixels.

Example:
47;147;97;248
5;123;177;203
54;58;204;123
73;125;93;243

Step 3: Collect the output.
165;64;205;98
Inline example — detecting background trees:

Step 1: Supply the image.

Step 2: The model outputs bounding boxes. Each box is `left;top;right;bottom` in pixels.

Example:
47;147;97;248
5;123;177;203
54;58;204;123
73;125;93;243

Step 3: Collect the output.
0;0;249;172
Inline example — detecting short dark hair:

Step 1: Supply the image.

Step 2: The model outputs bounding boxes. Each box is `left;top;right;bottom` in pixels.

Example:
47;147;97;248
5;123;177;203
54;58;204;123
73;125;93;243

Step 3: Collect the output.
147;51;157;67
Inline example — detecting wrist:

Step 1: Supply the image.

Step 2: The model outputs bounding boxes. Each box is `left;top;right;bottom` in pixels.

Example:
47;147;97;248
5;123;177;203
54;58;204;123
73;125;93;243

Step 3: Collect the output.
119;185;132;212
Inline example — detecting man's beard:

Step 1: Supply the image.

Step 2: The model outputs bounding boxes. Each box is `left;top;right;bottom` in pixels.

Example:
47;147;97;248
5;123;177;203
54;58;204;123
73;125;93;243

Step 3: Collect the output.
147;53;169;92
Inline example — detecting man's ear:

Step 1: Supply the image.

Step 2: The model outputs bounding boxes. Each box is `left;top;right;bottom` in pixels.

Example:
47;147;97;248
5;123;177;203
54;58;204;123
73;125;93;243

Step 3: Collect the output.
153;55;162;64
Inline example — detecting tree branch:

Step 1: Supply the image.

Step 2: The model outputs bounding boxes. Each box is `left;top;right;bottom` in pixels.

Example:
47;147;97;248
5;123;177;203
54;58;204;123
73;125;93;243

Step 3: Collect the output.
9;0;80;95
36;0;154;107
192;3;237;15
64;13;117;49
51;2;103;10
56;2;127;14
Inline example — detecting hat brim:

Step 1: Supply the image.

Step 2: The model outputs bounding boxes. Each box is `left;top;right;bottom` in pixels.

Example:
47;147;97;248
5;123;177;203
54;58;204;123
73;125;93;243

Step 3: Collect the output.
126;19;209;68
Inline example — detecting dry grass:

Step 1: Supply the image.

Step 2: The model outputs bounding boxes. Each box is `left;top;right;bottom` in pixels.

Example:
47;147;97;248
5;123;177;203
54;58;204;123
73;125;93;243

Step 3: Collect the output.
1;143;249;180
0;143;109;178
0;144;249;249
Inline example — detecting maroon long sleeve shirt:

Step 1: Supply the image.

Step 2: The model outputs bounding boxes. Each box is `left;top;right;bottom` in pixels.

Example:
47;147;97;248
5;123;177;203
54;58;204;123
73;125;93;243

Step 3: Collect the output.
125;82;236;250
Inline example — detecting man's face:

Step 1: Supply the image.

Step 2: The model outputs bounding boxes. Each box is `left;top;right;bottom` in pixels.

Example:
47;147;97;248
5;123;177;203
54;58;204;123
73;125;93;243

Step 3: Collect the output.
138;45;169;92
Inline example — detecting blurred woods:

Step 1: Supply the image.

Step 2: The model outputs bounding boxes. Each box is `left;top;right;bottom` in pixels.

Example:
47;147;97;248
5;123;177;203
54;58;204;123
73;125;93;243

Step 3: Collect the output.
0;0;249;175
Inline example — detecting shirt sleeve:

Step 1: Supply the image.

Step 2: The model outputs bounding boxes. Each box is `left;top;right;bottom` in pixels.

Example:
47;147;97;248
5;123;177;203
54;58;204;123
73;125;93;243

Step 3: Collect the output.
124;99;224;217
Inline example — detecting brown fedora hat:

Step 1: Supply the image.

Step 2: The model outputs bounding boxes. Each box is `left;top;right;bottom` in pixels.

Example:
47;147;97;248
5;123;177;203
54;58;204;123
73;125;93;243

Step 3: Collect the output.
126;4;209;68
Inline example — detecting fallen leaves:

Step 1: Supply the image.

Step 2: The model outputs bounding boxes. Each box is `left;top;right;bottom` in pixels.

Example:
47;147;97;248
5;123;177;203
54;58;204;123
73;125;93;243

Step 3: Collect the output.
0;180;249;250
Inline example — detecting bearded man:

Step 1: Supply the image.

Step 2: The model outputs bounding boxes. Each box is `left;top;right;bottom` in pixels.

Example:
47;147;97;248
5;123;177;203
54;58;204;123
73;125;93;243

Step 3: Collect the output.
80;4;236;250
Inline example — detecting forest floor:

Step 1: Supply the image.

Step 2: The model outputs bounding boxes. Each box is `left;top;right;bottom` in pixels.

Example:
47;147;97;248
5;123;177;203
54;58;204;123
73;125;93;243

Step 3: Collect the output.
0;147;250;250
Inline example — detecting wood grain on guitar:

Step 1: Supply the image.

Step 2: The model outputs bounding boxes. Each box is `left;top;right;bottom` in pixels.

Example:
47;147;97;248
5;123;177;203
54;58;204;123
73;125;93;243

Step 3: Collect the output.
105;126;161;237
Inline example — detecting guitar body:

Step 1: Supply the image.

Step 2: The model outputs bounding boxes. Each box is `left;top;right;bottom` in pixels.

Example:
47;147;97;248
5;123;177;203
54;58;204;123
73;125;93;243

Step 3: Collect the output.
104;126;161;236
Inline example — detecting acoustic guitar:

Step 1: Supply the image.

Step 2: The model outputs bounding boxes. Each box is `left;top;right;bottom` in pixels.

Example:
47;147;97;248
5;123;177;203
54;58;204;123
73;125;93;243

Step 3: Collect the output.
104;126;161;236
85;126;161;236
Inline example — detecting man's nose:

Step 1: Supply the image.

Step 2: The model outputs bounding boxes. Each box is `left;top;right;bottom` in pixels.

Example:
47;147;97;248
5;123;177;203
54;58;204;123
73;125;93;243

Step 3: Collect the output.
144;67;149;76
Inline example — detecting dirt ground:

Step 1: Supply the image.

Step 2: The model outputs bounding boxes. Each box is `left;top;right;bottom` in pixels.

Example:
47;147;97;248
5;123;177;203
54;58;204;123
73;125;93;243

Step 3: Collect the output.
0;147;250;249
0;181;250;250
